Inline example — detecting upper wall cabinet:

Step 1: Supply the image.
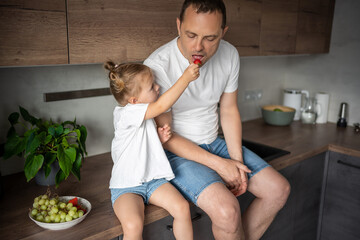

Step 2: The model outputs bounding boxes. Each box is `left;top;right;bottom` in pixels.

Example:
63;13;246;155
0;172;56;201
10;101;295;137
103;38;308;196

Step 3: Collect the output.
67;0;182;64
224;0;335;56
0;0;335;66
0;0;68;66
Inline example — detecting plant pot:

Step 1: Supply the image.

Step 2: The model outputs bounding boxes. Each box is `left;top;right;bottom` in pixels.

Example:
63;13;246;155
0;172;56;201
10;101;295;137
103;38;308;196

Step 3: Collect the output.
35;162;60;186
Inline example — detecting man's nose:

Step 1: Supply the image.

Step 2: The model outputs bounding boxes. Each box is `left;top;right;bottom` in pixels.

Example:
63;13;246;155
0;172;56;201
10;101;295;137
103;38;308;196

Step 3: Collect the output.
195;38;204;52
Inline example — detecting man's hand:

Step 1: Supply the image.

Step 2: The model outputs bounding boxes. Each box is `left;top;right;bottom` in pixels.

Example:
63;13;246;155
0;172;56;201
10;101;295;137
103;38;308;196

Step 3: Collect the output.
157;124;172;144
216;158;251;194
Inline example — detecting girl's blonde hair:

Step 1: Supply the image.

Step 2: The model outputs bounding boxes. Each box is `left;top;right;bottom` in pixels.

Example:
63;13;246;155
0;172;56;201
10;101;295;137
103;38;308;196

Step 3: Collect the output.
104;61;152;106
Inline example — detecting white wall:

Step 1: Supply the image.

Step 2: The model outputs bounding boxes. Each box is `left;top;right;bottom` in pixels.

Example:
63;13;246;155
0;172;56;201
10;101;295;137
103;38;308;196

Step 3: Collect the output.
239;0;360;125
1;0;359;175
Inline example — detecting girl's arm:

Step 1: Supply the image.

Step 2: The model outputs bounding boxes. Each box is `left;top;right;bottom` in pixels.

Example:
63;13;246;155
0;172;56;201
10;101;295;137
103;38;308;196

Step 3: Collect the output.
144;63;199;120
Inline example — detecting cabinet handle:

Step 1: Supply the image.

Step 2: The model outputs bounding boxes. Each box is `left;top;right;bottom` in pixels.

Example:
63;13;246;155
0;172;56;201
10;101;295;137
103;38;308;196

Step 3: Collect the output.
337;160;360;170
166;212;202;231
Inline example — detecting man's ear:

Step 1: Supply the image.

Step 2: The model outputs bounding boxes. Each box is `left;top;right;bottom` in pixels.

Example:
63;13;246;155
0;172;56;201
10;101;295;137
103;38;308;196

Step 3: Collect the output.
128;97;137;104
176;18;181;36
221;26;229;38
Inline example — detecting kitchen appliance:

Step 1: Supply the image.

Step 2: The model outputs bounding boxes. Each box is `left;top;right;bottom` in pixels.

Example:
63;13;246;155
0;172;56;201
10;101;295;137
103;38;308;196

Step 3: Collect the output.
283;89;309;120
301;97;319;124
315;92;330;124
337;102;348;127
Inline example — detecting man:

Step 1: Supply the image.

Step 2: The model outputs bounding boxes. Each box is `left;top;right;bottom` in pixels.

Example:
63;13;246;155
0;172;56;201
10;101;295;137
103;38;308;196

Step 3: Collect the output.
144;0;290;239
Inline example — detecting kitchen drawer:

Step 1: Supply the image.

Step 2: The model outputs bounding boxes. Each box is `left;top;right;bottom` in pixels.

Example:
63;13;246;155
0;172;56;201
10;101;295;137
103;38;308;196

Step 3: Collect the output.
319;152;360;240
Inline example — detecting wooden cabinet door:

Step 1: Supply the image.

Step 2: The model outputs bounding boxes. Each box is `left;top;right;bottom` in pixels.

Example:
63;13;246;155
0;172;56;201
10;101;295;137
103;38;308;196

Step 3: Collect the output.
296;0;335;54
319;152;360;240
0;0;68;66
67;0;181;64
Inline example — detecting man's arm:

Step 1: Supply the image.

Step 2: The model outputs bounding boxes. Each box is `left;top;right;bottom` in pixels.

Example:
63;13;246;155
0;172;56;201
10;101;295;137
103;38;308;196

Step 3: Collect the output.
155;111;250;190
219;90;248;196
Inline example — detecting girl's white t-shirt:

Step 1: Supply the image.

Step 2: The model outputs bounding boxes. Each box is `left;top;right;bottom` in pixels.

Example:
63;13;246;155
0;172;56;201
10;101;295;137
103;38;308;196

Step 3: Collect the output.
144;38;239;145
109;103;175;188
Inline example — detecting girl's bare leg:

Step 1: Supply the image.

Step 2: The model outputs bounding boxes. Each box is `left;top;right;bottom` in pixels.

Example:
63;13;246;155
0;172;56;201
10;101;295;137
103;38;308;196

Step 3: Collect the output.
113;193;145;240
149;182;193;240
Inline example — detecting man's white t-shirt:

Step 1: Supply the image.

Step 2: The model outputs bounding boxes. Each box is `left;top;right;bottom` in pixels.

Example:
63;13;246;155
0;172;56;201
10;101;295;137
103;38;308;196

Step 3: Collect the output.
109;103;175;188
144;37;239;145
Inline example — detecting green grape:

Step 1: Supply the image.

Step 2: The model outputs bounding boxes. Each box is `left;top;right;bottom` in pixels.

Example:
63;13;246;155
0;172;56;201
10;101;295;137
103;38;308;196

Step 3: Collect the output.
41;194;48;200
65;214;73;222
49;198;57;205
68;210;75;217
31;209;38;216
50;214;56;221
72;212;79;219
70;206;77;212
40;205;47;210
41;210;47;216
38;199;45;205
36;215;44;222
59;202;66;209
44;200;50;206
34;197;40;203
44;216;51;223
54;215;61;223
32;202;39;208
60;212;66;220
78;210;84;218
51;207;59;214
60;218;66;223
66;203;73;210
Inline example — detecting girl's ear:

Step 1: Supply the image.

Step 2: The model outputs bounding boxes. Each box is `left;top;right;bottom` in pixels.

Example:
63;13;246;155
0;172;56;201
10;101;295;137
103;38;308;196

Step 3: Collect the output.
128;97;137;104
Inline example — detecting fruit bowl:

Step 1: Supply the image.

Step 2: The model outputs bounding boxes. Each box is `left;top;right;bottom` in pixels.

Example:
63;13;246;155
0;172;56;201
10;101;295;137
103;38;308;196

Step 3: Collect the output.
29;196;91;230
261;105;296;126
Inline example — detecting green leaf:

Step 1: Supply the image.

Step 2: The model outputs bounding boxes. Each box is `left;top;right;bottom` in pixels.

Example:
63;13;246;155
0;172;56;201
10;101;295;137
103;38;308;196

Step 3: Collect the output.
65;147;76;164
57;144;72;177
55;169;66;188
26;131;46;154
71;153;82;181
44;135;52;145
43;153;57;177
48;126;55;136
3;135;26;159
8;112;19;125
24;154;44;182
63;128;70;135
19;106;38;125
79;125;87;155
55;125;64;137
6;126;16;139
62;137;69;148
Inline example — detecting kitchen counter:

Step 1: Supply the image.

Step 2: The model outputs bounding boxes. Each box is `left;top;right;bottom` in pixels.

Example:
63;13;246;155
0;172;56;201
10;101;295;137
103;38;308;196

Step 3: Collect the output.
1;119;359;240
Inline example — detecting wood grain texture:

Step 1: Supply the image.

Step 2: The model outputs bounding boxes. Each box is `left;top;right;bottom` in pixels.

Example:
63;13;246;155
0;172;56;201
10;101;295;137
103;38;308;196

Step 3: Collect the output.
295;0;335;54
67;0;182;64
1;119;359;239
0;0;68;66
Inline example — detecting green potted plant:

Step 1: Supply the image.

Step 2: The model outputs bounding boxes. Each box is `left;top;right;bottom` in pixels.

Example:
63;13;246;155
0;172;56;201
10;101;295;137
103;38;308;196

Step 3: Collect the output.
1;106;87;187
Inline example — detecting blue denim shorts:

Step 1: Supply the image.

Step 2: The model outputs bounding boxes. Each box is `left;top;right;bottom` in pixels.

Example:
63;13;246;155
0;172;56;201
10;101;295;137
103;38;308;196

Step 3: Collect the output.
110;178;168;206
165;137;270;205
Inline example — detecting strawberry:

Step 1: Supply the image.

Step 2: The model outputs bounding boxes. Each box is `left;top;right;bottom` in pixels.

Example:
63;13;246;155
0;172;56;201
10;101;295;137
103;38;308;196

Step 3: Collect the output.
194;59;202;65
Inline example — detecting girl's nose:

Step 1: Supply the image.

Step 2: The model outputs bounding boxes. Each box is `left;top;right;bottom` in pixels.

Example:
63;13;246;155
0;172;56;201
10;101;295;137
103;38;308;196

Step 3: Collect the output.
155;83;160;92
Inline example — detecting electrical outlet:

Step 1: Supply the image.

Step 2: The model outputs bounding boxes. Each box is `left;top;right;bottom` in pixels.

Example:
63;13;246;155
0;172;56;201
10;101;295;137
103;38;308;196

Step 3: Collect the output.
244;90;263;102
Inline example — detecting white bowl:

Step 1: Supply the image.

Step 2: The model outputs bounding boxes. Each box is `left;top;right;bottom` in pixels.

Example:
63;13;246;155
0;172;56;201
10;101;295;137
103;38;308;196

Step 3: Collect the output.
29;196;91;230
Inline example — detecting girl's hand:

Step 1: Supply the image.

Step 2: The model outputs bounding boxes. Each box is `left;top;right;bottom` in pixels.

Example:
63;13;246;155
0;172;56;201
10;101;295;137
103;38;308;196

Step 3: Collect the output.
158;124;172;144
182;63;200;83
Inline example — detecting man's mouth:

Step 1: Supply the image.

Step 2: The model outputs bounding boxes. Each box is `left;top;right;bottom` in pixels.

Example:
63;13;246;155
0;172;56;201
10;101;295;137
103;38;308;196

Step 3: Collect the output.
192;55;203;62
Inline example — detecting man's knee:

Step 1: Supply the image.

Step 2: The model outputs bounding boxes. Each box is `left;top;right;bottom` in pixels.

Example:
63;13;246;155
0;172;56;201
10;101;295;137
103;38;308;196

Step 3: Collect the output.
273;177;291;208
213;201;241;233
122;217;144;236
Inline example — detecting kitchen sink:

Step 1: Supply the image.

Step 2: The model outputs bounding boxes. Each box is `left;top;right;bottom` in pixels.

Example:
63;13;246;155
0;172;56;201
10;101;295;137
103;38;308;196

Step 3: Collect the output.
242;139;290;162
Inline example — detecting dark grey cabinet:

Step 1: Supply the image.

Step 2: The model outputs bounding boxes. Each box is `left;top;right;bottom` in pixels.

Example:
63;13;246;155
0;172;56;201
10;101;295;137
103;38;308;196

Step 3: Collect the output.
259;152;326;240
318;152;360;240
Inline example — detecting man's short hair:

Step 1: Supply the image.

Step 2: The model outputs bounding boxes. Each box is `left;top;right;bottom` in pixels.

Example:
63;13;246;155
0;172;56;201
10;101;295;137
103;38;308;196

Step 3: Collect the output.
179;0;227;29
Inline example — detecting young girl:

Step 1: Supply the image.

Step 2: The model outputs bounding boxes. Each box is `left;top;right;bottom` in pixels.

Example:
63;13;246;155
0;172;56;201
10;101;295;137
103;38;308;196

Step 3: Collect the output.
105;61;200;240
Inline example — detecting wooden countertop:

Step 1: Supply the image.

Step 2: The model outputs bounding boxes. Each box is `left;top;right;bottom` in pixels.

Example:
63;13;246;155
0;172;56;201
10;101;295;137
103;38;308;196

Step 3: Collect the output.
1;119;359;240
